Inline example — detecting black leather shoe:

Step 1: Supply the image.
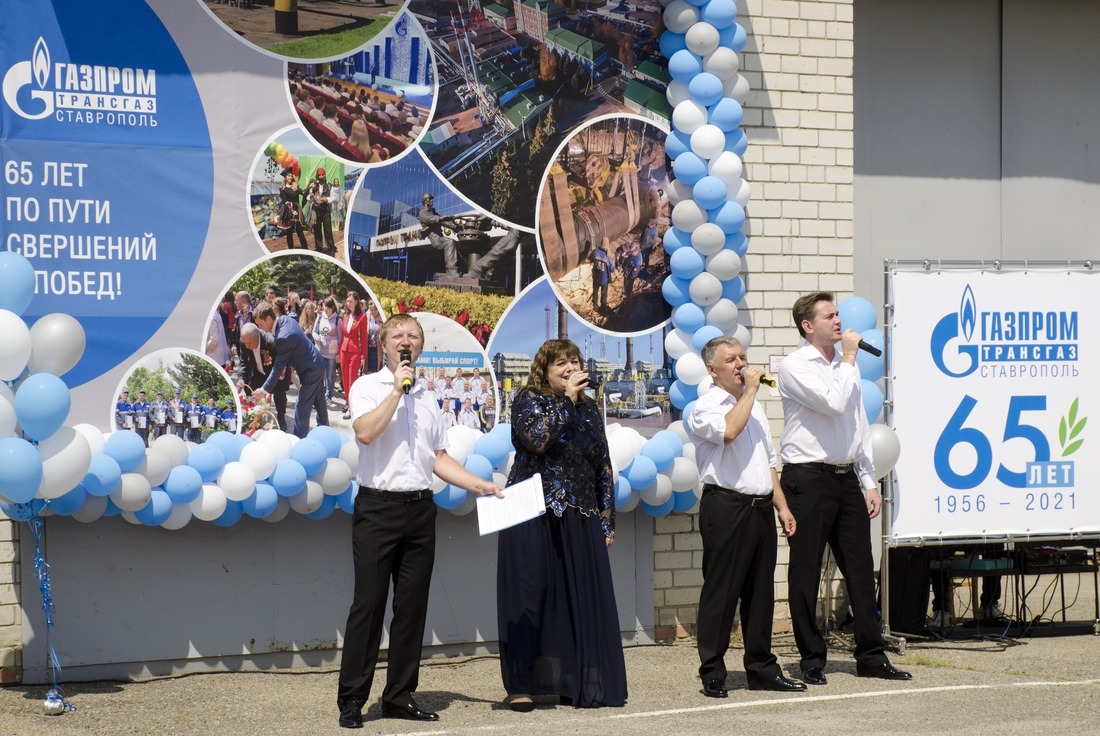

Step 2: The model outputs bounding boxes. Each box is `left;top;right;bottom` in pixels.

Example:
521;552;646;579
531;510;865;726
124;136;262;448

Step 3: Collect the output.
382;697;439;722
856;661;913;681
338;698;365;729
747;674;809;692
702;678;729;698
801;666;827;685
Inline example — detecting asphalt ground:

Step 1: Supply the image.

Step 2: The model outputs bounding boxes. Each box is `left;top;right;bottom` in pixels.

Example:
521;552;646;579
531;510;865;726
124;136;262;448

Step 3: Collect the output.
2;627;1099;735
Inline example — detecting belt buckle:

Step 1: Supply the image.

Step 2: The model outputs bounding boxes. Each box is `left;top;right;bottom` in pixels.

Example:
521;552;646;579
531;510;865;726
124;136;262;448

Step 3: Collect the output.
751;496;770;508
833;463;853;474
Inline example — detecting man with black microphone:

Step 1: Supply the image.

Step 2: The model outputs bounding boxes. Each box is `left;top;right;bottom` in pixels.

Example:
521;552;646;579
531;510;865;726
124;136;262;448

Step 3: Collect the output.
777;291;910;685
337;312;501;728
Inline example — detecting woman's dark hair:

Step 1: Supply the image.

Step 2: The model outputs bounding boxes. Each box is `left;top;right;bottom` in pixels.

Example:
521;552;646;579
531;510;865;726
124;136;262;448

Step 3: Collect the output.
526;339;586;402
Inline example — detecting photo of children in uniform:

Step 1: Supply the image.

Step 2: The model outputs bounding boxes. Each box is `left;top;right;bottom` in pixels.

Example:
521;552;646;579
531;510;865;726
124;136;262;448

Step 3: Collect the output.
537;116;671;334
413;312;499;435
111;349;240;447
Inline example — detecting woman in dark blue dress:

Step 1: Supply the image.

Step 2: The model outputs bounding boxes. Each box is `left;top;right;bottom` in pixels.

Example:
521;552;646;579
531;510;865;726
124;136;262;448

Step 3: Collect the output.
497;339;628;711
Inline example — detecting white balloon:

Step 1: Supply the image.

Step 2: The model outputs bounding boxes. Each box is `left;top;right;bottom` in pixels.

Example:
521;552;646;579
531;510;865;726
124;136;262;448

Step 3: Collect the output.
618;492;640;513
256;429;293;461
689;272;723;307
732;178;752;207
671;99;708;135
153;433;188;467
0;310;32;381
708;151;743;191
0;392;15;438
135;448;171;488
218;461;257;502
190;483;228;521
703;46;740;79
264;496;291;523
666;178;693;208
639;474;673;505
732;323;753;350
725;74;750;103
696;375;714;397
668;456;699;492
705;249;742;280
111;472;152;512
289;480;323;514
626;427;646;457
27;313;86;377
449;491;478;516
161;502;193;530
680;442;697;465
671;200;707;232
704;298;740;331
72;493;108;523
338;437;359;470
666;79;690;107
691;223;725;256
72;422;106;456
685;21;720;56
314;457;352;495
675;353;708;385
690;124;725;160
37;426;91;500
663;0;700;33
667;420;690;446
870;424;902;480
608;432;636;472
664;327;694;361
240;441;277;481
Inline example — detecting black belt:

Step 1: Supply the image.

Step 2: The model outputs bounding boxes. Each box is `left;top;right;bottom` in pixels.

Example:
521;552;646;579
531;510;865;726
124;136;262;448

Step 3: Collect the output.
358;486;432;503
702;483;773;508
788;461;855;475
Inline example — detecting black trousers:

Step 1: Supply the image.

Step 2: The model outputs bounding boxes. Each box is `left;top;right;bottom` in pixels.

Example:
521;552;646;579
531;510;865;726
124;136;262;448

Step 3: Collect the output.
696;488;782;682
781;464;887;670
337;491;437;708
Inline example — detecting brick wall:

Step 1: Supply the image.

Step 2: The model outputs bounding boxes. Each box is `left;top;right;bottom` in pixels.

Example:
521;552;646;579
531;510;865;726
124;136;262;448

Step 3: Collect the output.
0;519;20;683
652;0;855;642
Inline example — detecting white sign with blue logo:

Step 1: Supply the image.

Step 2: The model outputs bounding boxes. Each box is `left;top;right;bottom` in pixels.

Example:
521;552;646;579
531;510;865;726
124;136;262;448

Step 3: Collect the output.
890;266;1098;542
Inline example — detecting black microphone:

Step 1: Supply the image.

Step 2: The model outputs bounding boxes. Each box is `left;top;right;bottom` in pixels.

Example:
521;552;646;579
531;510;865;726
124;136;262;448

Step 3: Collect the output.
399;349;412;394
740;366;777;388
857;339;882;357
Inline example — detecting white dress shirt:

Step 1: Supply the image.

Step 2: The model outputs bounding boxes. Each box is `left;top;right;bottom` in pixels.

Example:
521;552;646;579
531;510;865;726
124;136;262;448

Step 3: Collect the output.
777;341;876;489
349;365;447;492
686;385;776;496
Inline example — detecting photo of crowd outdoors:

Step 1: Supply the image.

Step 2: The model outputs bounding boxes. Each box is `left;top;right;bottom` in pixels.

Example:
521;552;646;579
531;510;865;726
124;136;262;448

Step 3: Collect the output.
345;150;540;347
415;0;669;230
488;278;673;442
199;0;397;60
250;128;359;259
111;349;240;447
287;12;435;165
208;253;378;439
539;116;672;334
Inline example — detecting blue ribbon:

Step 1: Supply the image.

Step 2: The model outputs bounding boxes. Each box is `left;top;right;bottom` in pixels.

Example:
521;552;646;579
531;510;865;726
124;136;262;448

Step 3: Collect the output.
29;515;75;713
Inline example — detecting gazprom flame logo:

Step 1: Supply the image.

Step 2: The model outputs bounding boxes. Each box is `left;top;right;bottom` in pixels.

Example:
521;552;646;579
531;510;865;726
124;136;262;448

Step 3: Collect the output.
3;37;54;119
931;285;980;377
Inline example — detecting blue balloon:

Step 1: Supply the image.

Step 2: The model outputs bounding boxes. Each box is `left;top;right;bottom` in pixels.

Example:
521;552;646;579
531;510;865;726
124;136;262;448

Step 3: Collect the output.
856;329;886;382
187;443;226;483
692;176;728;211
0;437;44;504
672;302;706;333
236;432;254;453
862;379;884;423
625;455;657;490
464;453;494;482
474;434;510;470
672;152;708;186
640;437;677;473
664;129;692;160
335;480;356;514
270;458;307;497
708;97;744;132
104;430;148;473
134;489;173;526
1;498;45;521
838;296;877;333
433;483;467;510
701;0;737;27
681;399;697;420
672;489;700;513
658;30;688;59
102;497;123;517
670;247;705;282
614;475;633;509
709;201;746;234
662;275;693;307
668;49;703;83
687;72;724;107
651;429;685;458
718;22;748;53
213;500;246;527
726;128;749;157
305;494;337;521
164;465;203;504
243;482;279;518
204;432;242;464
0;251;36;315
669;380;698;410
83;453;122;497
692;325;724;352
14;373;71;441
290;437;327;477
725;231;749;258
662;227;691;254
721;276;746;303
48;484;88;516
641;495;676;518
307;425;343;458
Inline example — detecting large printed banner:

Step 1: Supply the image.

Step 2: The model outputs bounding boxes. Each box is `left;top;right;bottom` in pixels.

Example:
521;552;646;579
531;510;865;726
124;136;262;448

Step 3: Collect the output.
890;267;1099;542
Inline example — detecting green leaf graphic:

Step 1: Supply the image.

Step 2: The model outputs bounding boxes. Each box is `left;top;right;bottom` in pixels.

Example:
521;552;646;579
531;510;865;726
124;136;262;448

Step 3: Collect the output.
1059;416;1067;446
1069;417;1087;441
1063;439;1084;457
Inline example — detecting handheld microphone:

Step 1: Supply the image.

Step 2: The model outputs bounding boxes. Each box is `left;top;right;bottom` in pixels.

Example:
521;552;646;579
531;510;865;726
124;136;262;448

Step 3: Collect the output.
399;349;412;394
740;366;777;388
857;339;882;357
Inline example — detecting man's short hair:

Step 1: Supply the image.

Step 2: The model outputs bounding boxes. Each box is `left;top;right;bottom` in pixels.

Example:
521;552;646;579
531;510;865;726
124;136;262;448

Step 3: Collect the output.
253;302;276;323
792;291;834;338
379;313;423;345
701;336;743;368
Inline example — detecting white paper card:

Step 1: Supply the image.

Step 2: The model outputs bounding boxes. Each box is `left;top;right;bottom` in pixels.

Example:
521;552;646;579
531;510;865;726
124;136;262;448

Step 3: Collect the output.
476;473;546;536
